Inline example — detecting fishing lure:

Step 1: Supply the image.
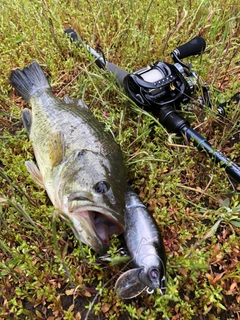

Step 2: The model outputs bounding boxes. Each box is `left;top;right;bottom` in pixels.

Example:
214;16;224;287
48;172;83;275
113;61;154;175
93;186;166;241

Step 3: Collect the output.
115;185;167;299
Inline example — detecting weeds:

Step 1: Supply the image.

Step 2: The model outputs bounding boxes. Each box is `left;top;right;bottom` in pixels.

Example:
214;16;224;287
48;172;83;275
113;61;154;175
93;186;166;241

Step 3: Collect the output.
0;0;239;319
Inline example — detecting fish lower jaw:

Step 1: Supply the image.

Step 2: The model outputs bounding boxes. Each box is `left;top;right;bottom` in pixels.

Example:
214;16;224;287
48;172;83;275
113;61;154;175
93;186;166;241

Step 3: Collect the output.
65;209;124;253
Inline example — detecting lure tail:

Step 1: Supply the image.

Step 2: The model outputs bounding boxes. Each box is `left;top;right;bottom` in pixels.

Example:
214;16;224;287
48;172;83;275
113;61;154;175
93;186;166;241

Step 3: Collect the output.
9;61;50;103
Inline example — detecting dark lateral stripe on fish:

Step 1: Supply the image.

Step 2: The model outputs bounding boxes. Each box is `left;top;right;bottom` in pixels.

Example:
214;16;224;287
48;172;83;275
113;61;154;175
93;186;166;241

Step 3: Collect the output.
9;61;50;103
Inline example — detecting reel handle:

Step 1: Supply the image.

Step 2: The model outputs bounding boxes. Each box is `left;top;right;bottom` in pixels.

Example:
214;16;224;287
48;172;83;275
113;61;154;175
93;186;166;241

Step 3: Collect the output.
171;36;206;59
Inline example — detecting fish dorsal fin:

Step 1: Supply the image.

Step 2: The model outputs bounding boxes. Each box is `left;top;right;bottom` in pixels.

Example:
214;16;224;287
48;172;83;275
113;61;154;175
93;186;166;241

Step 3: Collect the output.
115;268;146;299
63;95;88;109
22;108;32;136
25;161;45;189
49;132;65;168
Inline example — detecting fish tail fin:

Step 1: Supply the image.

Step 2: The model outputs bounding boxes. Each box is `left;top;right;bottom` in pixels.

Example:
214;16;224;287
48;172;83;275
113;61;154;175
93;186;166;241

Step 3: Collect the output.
9;61;50;102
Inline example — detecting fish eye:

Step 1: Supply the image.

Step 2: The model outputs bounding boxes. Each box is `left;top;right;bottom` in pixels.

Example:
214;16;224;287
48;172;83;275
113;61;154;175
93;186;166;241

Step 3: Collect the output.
94;181;110;194
149;268;159;280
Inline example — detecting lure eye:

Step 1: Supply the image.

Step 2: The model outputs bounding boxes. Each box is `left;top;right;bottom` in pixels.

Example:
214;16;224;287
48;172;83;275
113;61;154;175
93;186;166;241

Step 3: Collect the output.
149;268;159;280
94;181;110;194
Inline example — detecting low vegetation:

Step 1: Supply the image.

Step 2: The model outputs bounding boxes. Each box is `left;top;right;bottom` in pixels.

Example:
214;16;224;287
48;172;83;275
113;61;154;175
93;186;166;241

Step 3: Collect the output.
0;0;239;319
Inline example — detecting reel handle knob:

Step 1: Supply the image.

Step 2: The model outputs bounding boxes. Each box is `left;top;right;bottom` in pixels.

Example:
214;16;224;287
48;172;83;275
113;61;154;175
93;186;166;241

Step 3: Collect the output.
172;36;206;59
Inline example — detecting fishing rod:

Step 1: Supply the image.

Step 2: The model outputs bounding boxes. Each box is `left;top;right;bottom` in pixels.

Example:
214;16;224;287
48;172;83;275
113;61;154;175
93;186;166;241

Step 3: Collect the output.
64;29;240;183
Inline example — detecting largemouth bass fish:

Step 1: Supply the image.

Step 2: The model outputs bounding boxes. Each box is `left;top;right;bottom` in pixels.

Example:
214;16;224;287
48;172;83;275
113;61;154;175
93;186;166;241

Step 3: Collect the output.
10;61;127;254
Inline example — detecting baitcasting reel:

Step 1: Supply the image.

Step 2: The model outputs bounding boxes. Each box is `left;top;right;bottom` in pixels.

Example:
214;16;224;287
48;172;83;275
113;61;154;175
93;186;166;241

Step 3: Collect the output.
123;36;205;116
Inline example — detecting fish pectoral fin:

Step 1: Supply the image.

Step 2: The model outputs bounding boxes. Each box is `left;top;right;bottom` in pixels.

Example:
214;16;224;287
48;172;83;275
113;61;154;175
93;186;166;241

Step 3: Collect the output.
22;108;32;136
115;268;146;299
63;95;89;109
25;161;45;188
49;132;65;168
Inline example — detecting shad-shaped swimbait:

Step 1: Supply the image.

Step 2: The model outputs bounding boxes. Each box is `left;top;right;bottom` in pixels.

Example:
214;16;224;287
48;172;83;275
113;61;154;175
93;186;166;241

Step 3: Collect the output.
115;185;167;299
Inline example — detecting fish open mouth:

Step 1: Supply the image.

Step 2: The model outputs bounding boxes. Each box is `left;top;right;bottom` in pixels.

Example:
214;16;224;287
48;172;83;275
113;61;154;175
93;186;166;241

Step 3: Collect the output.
72;209;124;246
91;211;124;245
66;194;125;252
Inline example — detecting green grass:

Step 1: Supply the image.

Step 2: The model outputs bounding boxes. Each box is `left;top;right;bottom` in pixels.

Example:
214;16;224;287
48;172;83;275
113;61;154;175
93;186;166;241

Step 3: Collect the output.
0;0;240;319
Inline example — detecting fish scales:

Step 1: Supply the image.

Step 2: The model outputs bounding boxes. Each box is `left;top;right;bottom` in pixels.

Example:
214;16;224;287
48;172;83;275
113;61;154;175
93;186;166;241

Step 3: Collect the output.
29;92;120;177
10;61;127;254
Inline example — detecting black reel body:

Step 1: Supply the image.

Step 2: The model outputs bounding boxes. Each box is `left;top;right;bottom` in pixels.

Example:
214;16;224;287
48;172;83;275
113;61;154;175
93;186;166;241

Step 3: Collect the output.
123;60;197;117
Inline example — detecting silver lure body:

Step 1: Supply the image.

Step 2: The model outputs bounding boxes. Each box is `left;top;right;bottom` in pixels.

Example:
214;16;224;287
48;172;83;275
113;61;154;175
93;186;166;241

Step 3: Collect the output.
124;185;166;290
